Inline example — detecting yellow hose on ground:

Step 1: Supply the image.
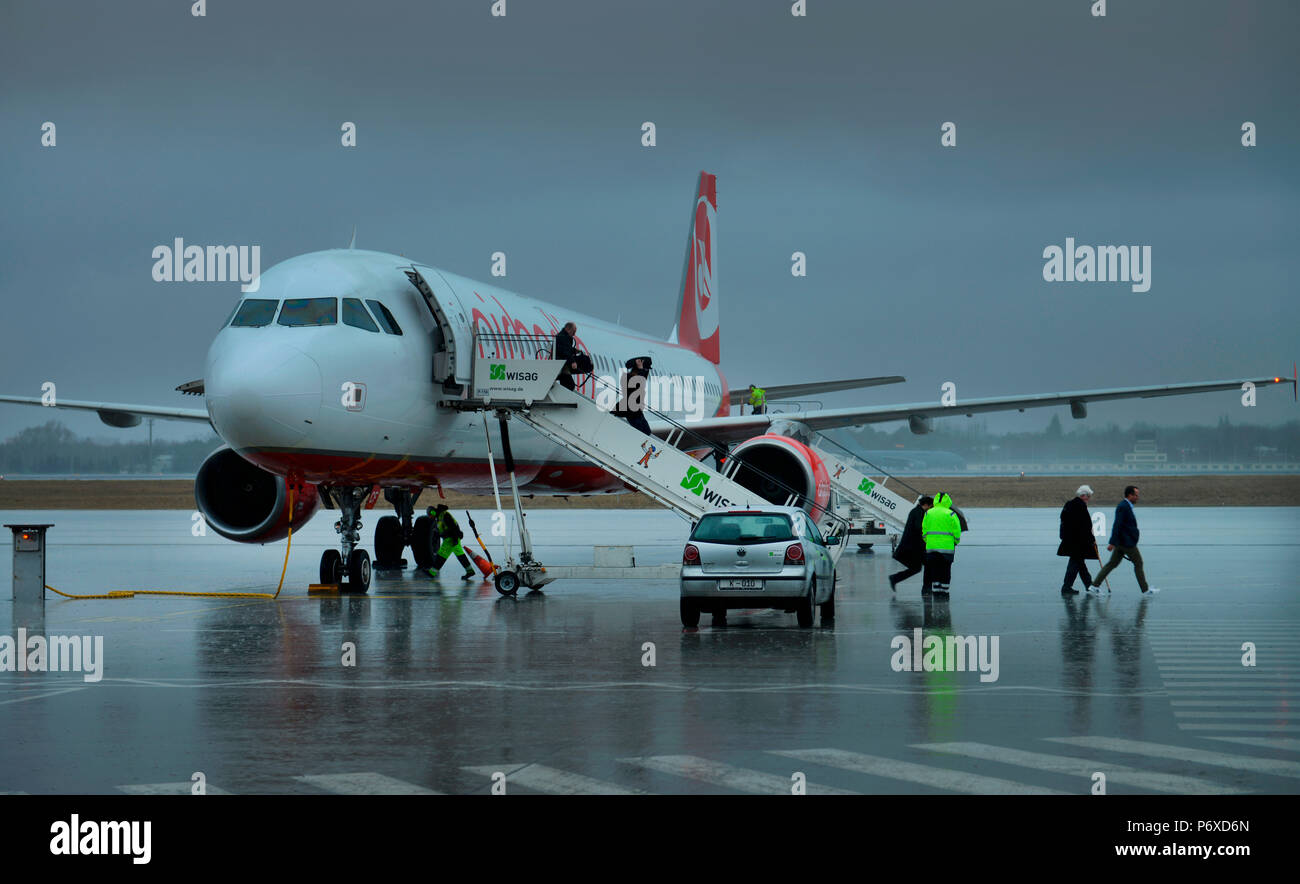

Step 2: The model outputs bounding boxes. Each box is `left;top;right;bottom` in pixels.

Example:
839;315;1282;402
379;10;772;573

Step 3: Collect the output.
44;488;296;601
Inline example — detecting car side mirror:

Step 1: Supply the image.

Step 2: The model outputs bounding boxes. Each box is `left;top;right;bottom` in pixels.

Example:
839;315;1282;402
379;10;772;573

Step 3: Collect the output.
825;535;842;547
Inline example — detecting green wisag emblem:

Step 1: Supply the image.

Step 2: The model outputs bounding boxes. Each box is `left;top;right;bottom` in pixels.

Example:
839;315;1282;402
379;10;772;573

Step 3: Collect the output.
858;477;876;494
489;364;506;380
681;466;710;496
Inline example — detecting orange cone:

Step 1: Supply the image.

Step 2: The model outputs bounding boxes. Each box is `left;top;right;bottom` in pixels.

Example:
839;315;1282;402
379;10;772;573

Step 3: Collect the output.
470;550;497;577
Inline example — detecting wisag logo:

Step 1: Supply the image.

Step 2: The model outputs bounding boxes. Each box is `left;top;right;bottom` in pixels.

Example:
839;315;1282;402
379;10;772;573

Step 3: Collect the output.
489;364;505;380
858;477;876;494
682;466;710;495
488;363;539;382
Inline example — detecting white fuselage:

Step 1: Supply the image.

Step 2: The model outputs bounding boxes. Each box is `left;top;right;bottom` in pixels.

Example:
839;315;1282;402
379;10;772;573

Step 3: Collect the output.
204;249;729;493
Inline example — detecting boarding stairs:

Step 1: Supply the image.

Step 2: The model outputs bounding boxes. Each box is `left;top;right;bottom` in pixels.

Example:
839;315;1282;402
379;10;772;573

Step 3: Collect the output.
441;333;850;591
807;435;918;550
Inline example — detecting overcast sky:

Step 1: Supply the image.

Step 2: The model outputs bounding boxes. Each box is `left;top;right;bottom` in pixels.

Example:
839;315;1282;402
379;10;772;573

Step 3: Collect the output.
1;0;1296;443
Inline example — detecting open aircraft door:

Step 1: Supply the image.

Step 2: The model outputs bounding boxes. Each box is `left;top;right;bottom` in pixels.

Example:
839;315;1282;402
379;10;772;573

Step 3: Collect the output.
405;264;475;393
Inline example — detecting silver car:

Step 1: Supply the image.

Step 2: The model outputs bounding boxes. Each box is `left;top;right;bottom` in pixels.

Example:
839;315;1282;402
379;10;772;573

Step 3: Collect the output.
680;506;838;628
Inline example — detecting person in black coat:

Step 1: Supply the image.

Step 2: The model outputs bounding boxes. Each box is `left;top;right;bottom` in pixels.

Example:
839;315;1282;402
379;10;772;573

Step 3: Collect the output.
889;496;933;591
1057;484;1099;594
554;322;579;391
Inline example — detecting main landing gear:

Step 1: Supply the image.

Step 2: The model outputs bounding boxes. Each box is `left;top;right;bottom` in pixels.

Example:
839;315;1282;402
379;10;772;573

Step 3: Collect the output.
318;485;374;592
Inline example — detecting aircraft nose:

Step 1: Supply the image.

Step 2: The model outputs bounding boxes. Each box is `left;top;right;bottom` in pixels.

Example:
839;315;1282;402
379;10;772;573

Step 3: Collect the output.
206;345;323;449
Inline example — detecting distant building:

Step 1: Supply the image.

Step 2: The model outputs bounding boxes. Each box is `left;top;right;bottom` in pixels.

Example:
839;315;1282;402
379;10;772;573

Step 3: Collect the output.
1123;439;1167;465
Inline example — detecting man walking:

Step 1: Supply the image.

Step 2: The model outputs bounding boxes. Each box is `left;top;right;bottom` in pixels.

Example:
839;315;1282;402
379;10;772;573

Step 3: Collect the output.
889;496;932;591
554;322;579;391
426;504;478;581
921;492;961;595
1091;485;1159;595
1057;485;1099;595
747;384;766;415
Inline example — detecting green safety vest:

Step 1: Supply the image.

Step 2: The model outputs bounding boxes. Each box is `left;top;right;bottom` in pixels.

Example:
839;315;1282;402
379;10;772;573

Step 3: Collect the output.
749;387;766;407
922;492;961;551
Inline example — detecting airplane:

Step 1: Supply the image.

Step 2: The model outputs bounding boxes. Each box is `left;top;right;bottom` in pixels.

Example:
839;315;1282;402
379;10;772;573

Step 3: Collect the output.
2;172;1293;591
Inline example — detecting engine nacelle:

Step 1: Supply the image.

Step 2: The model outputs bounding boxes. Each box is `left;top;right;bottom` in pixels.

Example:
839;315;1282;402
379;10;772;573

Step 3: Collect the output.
908;414;934;435
727;434;832;519
195;447;320;543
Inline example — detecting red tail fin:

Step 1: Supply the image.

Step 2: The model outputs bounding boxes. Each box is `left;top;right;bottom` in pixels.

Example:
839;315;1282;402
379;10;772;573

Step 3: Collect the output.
671;172;720;364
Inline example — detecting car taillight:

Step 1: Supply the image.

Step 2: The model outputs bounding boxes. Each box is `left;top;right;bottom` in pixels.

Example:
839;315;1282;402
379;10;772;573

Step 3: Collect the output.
683;544;700;564
784;543;804;564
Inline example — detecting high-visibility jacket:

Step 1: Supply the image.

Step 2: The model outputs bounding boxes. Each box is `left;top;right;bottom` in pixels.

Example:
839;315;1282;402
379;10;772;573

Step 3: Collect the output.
922;492;962;552
749;387;766;408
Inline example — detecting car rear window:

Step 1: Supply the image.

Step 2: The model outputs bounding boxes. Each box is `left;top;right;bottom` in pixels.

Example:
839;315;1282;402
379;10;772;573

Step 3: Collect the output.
691;513;795;545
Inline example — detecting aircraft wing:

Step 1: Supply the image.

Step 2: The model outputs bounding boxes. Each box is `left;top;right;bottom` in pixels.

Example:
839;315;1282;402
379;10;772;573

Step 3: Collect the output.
661;376;1295;447
726;375;905;406
0;395;212;427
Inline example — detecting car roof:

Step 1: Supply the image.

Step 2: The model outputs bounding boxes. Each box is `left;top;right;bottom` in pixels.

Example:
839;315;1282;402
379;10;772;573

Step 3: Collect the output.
703;506;804;516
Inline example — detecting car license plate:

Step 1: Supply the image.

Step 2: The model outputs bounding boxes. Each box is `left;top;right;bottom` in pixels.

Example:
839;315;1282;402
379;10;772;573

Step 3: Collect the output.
719;578;762;590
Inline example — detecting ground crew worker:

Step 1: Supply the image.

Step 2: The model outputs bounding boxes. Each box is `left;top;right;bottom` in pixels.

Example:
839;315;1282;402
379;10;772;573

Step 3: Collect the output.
554;322;579;391
890;496;933;591
1057;484;1098;595
426;503;477;581
921;491;961;595
1090;485;1159;595
747;384;766;415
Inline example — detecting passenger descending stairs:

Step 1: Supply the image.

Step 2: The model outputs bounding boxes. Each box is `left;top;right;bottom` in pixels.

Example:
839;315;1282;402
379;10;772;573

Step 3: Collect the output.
506;385;848;562
806;436;915;535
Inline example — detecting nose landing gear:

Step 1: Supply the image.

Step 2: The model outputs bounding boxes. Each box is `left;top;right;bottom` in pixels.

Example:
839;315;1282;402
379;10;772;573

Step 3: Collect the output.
319;485;374;592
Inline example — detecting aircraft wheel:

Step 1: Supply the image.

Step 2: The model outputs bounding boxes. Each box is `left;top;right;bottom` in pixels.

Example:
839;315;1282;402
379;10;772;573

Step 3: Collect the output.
320;549;343;584
347;549;371;592
411;516;438;570
494;570;520;596
374;516;403;567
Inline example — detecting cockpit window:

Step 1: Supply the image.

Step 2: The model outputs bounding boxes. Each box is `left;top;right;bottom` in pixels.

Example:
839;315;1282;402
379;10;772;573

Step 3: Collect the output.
277;298;337;327
366;300;403;335
342;298;380;332
230;299;279;328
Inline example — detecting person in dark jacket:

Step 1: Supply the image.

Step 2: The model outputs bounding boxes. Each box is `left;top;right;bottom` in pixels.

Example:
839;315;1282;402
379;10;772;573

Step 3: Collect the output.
1090;485;1159;595
621;356;653;434
1057;485;1099;595
889;496;933;591
554;322;579;391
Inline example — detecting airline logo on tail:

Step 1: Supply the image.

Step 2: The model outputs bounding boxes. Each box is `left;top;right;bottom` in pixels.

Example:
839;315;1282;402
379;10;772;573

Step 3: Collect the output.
677;172;721;364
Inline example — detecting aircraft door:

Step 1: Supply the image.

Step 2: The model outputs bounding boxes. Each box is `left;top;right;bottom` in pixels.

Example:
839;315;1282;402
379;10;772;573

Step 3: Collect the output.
404;264;474;393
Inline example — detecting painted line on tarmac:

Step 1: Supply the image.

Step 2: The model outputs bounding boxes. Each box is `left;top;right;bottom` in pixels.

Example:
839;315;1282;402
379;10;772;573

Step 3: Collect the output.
0;687;86;706
118;782;232;795
293;772;441;795
771;748;1066;795
1177;723;1300;733
1174;711;1296;720
1206;737;1300;752
1048;736;1300;778
914;742;1248;795
1171;700;1294;707
618;755;857;795
463;764;646;795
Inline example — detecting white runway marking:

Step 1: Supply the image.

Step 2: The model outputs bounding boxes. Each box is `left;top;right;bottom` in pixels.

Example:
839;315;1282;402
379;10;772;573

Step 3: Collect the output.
1174;711;1295;719
914;742;1247;794
463;764;645;795
294;772;441;795
1177;723;1300;733
1207;737;1300;752
118;782;232;795
771;748;1066;795
1047;737;1300;779
1171;700;1294;707
0;687;86;705
618;755;857;795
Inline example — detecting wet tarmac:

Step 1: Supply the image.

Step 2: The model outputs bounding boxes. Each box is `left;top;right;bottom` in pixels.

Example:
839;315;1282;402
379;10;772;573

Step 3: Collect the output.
2;507;1298;795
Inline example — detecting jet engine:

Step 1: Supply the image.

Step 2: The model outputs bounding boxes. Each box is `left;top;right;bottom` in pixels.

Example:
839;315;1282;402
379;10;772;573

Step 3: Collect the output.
195;447;320;543
727;434;832;518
